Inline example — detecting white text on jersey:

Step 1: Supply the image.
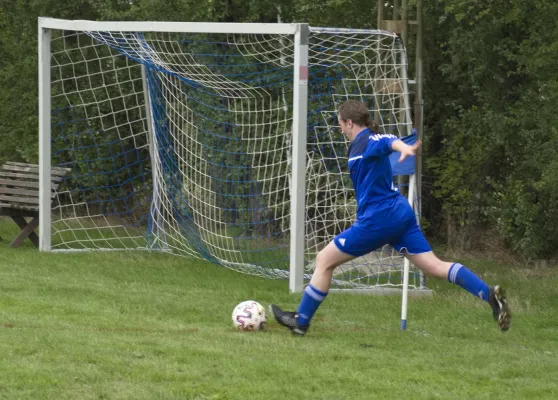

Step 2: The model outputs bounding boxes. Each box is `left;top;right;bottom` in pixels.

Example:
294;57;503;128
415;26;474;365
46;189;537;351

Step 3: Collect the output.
369;133;397;141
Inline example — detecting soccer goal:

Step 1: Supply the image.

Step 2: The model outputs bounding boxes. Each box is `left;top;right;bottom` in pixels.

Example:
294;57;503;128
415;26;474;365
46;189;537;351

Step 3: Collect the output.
38;18;430;304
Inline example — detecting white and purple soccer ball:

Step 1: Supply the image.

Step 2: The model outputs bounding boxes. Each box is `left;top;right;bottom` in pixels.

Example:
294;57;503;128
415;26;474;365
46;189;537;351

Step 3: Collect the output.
232;300;267;331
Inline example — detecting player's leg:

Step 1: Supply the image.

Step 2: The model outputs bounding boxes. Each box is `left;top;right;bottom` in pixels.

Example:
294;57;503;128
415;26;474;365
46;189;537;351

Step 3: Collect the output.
392;220;511;331
270;239;356;335
271;224;384;335
308;240;356;292
407;251;488;298
296;240;355;325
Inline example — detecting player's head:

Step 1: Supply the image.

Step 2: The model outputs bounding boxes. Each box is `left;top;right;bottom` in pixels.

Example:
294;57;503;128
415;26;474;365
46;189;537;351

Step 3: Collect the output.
337;100;379;140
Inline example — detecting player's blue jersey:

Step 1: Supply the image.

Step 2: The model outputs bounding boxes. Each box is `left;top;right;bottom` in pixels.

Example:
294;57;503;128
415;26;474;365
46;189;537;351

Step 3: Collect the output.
347;128;414;224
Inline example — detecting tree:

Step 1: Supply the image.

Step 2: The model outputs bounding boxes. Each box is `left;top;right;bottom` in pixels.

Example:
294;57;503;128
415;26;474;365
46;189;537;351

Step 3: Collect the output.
2;0;558;258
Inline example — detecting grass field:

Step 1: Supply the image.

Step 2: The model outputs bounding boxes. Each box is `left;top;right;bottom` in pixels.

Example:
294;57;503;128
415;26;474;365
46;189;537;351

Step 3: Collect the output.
1;218;558;399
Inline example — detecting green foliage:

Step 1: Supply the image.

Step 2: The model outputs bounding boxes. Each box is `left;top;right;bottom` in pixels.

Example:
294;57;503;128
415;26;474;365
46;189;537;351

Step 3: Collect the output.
290;0;378;28
2;0;558;258
423;0;558;258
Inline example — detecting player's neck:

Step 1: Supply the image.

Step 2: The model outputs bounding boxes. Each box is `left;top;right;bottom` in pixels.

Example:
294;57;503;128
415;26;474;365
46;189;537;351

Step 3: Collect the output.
348;126;369;141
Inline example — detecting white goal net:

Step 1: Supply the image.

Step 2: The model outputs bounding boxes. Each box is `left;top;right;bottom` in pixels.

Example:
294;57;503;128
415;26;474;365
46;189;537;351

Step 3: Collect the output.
39;19;426;293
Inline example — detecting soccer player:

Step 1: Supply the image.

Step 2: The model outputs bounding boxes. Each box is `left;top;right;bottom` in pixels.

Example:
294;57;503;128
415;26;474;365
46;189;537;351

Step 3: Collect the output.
270;100;511;335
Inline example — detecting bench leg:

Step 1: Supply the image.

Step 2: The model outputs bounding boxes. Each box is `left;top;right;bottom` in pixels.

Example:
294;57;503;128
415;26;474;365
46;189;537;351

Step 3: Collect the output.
9;216;40;248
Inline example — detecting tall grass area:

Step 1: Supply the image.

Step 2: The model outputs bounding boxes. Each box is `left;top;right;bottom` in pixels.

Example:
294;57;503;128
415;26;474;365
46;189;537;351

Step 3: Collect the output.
1;217;557;399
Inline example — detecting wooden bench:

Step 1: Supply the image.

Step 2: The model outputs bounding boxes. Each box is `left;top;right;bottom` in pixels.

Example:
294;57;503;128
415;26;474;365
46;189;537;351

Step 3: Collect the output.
0;161;70;248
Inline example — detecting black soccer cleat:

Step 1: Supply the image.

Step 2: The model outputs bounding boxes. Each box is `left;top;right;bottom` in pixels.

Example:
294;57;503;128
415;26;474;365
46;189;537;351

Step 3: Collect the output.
269;304;309;336
488;285;511;332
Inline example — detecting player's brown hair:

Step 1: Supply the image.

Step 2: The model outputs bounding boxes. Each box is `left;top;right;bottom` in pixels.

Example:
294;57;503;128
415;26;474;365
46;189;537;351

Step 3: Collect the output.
338;100;379;131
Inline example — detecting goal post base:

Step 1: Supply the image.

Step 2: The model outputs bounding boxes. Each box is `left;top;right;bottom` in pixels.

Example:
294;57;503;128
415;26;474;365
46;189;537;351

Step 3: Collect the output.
329;287;433;296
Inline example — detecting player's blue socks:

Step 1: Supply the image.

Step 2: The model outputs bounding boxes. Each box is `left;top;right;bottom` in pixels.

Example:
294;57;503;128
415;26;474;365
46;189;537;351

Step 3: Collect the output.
448;263;489;301
297;284;328;326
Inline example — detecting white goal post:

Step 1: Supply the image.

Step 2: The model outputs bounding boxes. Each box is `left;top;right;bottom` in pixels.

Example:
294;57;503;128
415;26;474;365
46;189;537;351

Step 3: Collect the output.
38;18;430;324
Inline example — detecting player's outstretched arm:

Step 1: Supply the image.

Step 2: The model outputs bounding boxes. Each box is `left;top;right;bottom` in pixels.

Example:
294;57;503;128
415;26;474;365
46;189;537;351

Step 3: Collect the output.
391;139;422;162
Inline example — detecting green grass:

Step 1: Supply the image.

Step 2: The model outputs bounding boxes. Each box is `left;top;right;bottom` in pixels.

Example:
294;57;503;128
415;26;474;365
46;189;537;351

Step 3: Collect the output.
1;218;558;399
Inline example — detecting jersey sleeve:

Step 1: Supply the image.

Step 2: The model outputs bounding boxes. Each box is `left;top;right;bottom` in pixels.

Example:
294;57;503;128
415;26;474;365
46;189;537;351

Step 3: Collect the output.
362;134;398;158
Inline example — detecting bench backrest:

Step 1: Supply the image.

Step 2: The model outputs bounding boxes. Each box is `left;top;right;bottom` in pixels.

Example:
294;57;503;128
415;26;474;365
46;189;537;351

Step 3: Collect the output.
0;161;71;212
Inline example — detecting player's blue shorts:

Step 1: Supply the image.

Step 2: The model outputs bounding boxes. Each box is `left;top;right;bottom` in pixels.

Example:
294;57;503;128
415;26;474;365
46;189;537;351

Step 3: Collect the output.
333;216;431;257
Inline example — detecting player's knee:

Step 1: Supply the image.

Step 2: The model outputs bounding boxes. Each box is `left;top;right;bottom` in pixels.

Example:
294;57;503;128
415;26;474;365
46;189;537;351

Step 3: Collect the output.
411;252;448;278
315;250;336;272
429;253;451;274
426;259;451;278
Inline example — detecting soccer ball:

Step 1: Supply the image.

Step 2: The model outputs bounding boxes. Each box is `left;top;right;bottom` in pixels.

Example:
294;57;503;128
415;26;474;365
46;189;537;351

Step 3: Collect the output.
232;300;267;331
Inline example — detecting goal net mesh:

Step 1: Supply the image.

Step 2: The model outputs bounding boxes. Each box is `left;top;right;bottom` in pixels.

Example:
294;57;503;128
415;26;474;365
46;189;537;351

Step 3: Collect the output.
48;26;423;290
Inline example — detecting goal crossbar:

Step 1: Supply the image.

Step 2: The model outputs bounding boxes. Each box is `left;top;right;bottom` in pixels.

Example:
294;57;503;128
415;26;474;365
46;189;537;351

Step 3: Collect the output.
39;17;300;35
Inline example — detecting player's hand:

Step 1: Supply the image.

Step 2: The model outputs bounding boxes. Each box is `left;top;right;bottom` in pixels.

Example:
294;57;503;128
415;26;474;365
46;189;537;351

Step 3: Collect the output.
398;140;421;163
